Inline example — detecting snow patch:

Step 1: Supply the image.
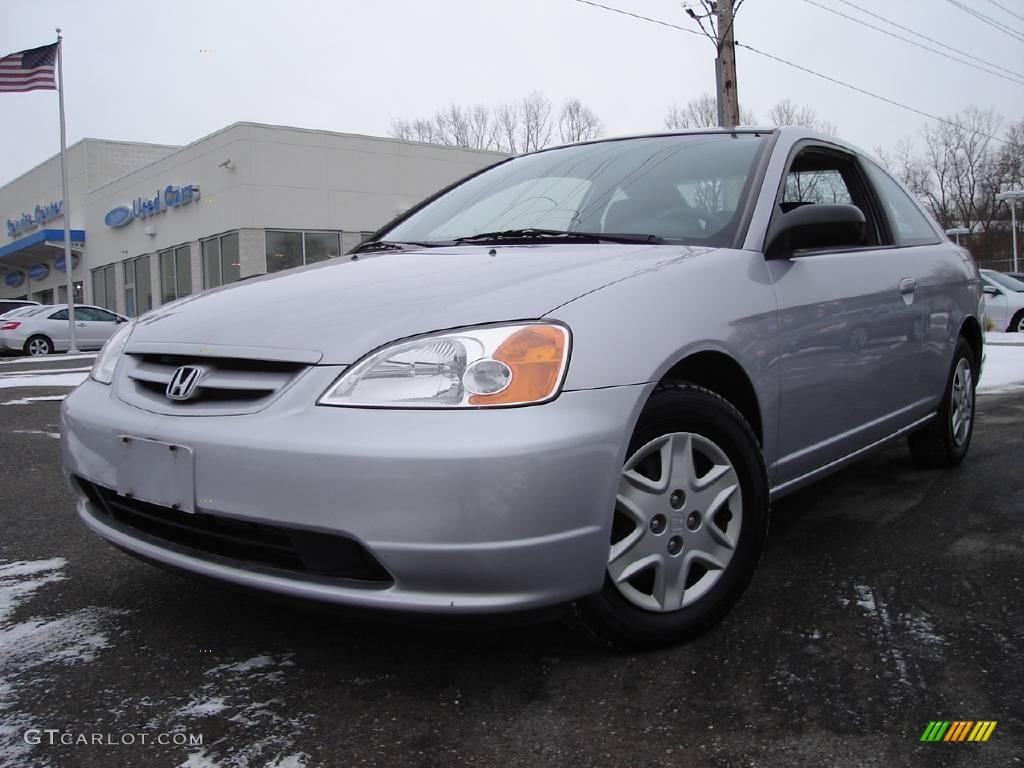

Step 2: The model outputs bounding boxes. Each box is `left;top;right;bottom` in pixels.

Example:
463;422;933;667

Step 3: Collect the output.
0;558;121;768
978;343;1024;394
12;429;60;439
0;372;87;389
2;394;66;406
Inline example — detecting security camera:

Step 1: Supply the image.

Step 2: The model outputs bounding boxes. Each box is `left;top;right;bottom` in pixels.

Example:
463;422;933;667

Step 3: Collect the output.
218;159;235;170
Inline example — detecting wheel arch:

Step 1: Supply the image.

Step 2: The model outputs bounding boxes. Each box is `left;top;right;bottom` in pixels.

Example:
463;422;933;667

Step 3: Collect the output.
24;333;54;354
958;315;983;372
658;350;765;448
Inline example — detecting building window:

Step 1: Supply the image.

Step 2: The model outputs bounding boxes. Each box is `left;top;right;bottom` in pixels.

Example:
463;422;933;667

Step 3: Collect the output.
124;255;152;317
202;232;241;289
266;230;341;273
92;265;117;311
160;244;192;304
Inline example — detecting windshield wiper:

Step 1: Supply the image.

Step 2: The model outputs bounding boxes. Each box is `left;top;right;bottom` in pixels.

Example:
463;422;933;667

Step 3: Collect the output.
350;239;440;256
452;228;660;245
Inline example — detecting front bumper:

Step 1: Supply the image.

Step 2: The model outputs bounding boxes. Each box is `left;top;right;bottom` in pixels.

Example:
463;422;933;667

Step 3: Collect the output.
61;372;649;613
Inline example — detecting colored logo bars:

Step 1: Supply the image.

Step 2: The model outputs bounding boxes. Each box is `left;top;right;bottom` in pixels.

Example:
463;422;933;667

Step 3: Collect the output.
920;721;997;742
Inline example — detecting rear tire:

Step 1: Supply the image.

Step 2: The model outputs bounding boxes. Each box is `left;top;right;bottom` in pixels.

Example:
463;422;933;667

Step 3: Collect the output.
575;384;769;650
1009;309;1024;333
907;337;976;468
24;335;53;357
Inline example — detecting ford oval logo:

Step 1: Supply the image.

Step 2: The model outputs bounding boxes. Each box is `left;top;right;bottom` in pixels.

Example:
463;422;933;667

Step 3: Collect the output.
27;263;49;281
4;271;25;288
104;206;133;228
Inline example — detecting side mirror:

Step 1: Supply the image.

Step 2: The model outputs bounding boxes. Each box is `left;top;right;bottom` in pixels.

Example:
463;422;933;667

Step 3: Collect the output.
117;317;129;323
982;285;1000;296
765;204;867;259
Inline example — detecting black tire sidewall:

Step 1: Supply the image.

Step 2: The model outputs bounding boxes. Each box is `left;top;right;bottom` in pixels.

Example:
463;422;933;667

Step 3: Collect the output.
582;386;769;644
24;335;52;356
939;339;977;462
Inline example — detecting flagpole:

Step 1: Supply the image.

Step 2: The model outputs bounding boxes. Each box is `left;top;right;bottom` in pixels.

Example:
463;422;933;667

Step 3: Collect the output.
56;28;78;353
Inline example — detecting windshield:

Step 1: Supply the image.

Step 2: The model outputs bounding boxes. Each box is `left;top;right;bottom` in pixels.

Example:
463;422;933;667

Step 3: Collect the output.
381;133;769;248
983;270;1024;292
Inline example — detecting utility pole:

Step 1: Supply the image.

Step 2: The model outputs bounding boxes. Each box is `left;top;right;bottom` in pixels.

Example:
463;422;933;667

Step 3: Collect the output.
716;0;740;128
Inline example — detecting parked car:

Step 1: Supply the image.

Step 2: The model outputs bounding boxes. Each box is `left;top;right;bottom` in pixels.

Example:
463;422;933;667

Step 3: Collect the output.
0;298;40;316
979;269;1024;332
61;128;983;649
1007;272;1024;283
0;304;129;356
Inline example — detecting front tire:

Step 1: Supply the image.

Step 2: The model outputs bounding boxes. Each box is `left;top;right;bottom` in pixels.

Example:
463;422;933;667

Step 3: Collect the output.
24;335;53;357
575;384;769;650
907;337;976;468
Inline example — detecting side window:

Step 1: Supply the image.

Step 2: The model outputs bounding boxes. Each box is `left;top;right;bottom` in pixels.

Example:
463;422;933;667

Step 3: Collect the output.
92;309;120;322
49;310;68;321
782;168;853;208
779;148;882;246
74;307;99;321
862;160;940;247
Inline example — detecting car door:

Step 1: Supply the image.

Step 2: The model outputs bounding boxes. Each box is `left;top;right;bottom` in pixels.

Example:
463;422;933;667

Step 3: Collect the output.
765;144;925;485
85;307;125;347
73;307;117;349
41;309;72;351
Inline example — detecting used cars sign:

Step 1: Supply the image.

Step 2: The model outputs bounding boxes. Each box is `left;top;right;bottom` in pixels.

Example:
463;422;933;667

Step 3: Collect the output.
104;184;199;228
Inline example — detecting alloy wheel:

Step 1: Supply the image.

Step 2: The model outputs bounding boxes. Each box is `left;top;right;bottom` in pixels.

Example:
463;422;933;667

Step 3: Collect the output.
610;432;743;613
27;339;50;356
950;358;973;447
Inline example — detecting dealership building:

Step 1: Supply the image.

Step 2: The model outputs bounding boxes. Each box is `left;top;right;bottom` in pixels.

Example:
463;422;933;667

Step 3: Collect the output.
0;123;503;315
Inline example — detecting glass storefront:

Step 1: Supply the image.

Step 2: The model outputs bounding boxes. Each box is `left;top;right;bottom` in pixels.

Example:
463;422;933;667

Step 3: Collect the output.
202;232;241;289
266;230;341;273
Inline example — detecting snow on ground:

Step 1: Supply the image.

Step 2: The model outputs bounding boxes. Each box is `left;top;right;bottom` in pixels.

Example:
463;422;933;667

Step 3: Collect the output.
0;559;124;768
1;395;67;406
979;339;1024;394
984;331;1024;346
0;372;87;390
0;353;96;365
0;366;92;377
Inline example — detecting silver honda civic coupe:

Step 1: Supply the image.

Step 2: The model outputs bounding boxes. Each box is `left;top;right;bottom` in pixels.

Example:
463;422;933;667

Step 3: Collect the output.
61;128;983;648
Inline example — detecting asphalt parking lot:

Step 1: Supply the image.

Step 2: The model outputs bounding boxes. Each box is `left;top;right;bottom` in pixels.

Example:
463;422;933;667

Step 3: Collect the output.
1;355;1021;768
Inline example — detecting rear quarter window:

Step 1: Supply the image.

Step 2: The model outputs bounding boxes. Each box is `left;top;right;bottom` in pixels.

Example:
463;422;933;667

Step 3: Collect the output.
863;160;940;247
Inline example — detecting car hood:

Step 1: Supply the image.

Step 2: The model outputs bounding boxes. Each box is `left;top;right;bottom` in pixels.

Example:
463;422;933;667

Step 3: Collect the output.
126;243;713;364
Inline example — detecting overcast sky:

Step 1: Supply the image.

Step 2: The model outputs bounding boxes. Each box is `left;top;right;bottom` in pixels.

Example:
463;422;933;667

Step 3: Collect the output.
2;0;1022;183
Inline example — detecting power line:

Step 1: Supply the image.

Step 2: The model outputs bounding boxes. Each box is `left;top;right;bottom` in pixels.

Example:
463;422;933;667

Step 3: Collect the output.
944;0;1024;43
734;40;1006;144
571;0;1009;145
980;0;1024;25
801;0;1024;86
831;0;1024;80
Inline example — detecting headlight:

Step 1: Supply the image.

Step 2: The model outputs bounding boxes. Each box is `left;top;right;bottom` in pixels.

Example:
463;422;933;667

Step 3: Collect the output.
90;321;135;384
318;322;570;408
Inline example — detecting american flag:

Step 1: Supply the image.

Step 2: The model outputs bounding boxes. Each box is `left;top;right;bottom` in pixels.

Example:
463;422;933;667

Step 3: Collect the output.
0;43;58;93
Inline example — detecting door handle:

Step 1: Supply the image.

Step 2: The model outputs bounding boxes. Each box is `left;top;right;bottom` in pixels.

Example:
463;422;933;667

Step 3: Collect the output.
899;278;917;295
76;322;87;327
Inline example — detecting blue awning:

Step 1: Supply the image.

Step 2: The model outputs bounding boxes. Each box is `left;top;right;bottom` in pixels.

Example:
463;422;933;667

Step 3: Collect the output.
0;228;86;264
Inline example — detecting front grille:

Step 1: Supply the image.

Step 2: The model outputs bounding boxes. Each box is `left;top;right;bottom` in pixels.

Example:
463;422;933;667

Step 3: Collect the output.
118;353;309;415
77;477;392;585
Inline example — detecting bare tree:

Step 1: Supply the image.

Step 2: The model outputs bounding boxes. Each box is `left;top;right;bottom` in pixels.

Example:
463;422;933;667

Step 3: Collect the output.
558;98;602;144
520;91;554;153
389;92;596;154
494;101;521;154
665;93;756;129
767;98;837;135
878;108;1022;265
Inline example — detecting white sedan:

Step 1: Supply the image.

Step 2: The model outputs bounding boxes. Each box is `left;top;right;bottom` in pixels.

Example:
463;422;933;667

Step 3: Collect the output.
980;270;1024;333
0;304;129;356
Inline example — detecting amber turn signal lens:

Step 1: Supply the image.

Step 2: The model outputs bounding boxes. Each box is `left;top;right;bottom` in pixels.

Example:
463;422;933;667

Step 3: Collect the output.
468;325;567;405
